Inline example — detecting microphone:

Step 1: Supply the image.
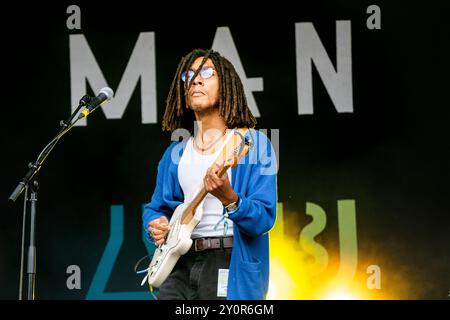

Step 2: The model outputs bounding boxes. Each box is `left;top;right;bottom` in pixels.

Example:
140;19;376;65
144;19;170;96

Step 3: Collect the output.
78;87;114;119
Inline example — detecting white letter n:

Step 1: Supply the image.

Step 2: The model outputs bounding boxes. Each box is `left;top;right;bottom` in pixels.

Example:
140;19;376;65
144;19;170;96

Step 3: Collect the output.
295;21;353;115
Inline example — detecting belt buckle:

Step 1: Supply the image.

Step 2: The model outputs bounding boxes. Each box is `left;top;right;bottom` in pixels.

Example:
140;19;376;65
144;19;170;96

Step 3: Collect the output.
194;238;206;252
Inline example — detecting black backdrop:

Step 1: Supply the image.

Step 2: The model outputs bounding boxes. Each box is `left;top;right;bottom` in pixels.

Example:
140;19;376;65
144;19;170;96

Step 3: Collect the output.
1;0;449;299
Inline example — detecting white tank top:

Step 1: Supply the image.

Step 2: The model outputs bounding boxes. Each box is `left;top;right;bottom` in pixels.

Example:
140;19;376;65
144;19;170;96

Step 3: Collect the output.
178;129;235;239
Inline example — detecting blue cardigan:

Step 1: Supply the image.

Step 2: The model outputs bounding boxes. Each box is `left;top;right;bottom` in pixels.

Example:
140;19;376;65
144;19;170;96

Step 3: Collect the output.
143;128;278;299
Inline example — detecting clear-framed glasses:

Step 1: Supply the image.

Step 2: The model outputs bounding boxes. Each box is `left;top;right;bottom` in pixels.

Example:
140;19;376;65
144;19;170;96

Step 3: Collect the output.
181;66;215;83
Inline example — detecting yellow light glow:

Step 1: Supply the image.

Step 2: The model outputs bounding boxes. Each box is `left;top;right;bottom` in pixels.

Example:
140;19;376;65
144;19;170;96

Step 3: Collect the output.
267;234;391;300
267;203;397;300
266;259;297;299
323;288;359;300
266;235;312;299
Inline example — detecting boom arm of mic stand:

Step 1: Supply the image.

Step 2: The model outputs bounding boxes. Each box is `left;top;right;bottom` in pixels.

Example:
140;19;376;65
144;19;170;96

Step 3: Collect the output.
8;94;97;202
8;114;81;203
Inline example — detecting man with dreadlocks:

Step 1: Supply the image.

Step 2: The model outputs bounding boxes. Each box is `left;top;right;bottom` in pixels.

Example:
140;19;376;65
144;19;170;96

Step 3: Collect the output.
143;49;277;300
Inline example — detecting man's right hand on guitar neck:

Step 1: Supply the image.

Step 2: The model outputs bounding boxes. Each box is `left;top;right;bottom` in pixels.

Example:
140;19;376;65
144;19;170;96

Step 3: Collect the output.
148;216;170;245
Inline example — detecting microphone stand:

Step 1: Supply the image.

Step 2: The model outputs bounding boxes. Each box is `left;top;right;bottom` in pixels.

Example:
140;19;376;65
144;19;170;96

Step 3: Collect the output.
9;95;91;300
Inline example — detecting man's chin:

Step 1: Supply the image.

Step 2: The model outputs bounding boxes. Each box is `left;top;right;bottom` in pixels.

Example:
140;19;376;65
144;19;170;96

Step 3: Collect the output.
190;104;214;113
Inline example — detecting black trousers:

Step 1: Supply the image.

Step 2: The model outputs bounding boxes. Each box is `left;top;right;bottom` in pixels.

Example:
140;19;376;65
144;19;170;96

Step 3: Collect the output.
156;248;232;300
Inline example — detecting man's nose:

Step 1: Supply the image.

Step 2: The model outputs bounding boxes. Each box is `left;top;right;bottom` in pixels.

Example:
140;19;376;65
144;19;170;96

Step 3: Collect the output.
191;73;204;85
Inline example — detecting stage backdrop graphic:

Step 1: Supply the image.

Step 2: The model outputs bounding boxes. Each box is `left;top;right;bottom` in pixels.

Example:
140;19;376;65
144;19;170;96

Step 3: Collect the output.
1;1;449;299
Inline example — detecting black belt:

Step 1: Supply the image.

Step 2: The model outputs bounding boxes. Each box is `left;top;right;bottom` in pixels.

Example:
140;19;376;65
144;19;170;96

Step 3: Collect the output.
190;236;233;252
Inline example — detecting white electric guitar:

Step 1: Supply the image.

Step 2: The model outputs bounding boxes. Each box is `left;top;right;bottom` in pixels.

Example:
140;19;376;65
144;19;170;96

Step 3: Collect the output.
146;128;252;288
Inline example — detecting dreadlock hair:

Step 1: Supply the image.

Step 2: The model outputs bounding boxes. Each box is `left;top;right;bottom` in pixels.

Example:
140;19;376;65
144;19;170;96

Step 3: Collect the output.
162;48;257;133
